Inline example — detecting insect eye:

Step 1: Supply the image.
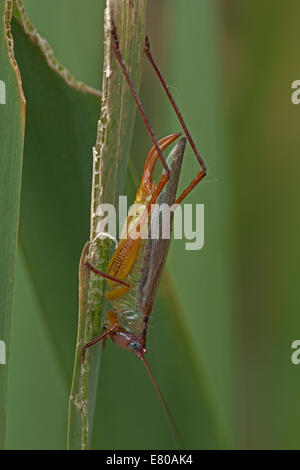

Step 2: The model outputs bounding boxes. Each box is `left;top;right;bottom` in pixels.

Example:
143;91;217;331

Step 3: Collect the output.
129;340;140;352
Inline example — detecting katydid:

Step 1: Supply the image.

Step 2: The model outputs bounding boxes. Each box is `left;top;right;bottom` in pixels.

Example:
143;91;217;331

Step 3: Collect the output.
81;22;207;449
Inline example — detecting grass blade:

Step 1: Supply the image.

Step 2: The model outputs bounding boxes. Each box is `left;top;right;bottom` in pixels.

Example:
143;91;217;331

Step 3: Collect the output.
11;6;101;380
68;0;147;450
0;0;25;448
5;0;101;448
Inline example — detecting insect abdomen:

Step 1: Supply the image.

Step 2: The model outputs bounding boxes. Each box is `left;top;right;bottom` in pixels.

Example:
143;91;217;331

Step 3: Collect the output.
118;310;144;335
107;236;140;280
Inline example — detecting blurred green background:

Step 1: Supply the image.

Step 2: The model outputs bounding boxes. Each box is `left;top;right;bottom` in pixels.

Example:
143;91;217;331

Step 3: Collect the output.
4;0;300;449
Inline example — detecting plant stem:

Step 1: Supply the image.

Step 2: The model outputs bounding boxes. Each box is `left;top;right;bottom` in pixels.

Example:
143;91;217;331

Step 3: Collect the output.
68;0;147;450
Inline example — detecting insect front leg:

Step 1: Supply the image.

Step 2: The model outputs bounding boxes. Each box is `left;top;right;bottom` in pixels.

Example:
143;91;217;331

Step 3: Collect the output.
144;36;207;204
81;318;118;363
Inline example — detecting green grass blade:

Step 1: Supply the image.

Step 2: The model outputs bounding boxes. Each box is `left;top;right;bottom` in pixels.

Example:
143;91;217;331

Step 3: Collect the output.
221;0;300;449
91;0;231;449
6;247;68;449
11;12;100;380
0;0;25;448
68;0;147;450
4;0;101;449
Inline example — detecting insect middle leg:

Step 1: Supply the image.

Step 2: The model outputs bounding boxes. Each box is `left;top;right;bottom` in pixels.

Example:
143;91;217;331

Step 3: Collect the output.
144;36;207;204
85;261;130;288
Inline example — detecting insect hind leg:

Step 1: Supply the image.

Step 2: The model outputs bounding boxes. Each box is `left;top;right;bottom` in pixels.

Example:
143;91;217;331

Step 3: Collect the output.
144;36;207;204
110;21;170;180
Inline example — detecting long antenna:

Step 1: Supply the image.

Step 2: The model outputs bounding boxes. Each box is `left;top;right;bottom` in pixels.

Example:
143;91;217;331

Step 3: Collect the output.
140;355;185;450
